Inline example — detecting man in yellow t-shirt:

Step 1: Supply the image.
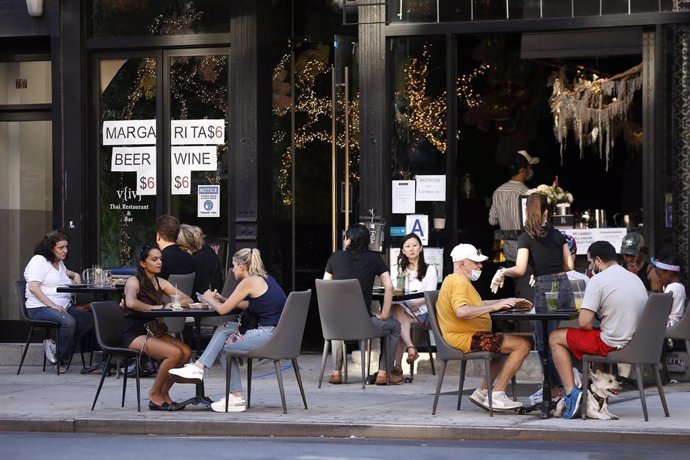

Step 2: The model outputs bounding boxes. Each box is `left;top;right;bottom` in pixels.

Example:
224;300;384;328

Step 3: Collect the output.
436;243;532;411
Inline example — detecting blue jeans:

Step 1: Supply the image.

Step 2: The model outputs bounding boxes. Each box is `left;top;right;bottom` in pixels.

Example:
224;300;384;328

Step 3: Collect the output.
197;322;275;393
26;306;93;362
533;273;573;387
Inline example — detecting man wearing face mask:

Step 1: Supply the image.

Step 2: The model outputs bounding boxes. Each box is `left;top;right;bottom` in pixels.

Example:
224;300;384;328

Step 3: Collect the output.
436;243;533;411
489;150;539;302
548;241;648;419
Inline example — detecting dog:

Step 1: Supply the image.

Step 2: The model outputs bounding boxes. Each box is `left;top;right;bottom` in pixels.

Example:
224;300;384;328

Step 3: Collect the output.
554;369;621;420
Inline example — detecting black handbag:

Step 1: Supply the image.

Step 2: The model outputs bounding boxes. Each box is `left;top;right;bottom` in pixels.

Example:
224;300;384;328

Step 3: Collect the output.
238;310;259;334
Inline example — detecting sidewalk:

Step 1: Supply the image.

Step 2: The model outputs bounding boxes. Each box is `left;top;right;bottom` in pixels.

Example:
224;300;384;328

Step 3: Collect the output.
1;351;690;443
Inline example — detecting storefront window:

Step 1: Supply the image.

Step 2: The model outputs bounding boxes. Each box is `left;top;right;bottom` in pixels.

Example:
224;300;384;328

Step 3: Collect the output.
391;0;675;22
168;53;229;245
389;36;446;260
0;120;52;320
90;1;231;37
0;61;51;104
98;57;157;268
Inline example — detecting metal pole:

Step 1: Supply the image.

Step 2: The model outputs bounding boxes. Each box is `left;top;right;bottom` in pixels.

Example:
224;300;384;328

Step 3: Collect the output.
344;66;350;230
331;66;337;252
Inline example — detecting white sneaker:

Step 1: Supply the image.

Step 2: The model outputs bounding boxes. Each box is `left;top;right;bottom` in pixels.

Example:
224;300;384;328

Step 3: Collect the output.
43;339;57;364
168;363;204;381
469;388;487;408
211;394;246;413
482;391;523;411
529;386;543;405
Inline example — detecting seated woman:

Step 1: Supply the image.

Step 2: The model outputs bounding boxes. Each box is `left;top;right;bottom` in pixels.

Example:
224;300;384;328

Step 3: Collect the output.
24;230;93;368
168;248;286;413
391;233;438;370
122;244;193;411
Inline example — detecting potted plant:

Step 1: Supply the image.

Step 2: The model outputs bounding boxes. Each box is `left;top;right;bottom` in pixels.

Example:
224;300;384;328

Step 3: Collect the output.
432;201;446;230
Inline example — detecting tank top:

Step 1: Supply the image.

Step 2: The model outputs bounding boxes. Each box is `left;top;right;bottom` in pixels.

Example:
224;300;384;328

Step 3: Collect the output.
245;275;286;327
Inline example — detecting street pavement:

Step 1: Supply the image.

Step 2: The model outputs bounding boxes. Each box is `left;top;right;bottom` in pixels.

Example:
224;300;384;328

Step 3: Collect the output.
1;351;690;443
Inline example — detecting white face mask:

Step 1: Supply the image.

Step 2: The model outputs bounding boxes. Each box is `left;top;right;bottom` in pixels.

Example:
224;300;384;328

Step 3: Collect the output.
525;169;534;181
470;269;482;281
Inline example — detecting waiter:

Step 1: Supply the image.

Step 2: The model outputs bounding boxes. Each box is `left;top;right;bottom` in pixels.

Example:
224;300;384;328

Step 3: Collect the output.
488;150;539;301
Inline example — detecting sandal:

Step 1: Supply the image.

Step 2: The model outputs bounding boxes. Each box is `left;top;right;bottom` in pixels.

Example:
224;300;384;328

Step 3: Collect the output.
406;346;418;364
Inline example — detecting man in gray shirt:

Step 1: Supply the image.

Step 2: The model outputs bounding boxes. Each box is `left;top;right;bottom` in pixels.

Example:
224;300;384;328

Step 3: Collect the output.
549;241;647;418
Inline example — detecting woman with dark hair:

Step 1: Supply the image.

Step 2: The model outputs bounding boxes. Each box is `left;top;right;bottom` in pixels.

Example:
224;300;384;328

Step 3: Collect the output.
322;224;401;385
24;230;92;367
391;233;438;368
651;250;686;327
122;244;193;411
168;247;286;413
494;193;574;403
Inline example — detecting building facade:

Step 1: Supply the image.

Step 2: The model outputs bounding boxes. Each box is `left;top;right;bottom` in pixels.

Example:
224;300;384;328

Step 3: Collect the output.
1;1;689;343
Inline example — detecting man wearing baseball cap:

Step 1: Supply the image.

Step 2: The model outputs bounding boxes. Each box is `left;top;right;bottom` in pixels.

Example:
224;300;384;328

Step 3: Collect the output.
488;150;539;301
435;243;532;411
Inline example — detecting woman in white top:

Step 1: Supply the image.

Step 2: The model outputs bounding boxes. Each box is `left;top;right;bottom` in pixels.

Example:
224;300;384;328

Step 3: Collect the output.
391;233;438;367
24;230;92;366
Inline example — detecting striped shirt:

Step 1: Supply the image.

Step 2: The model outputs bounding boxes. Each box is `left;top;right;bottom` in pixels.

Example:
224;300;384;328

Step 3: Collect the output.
488;180;528;262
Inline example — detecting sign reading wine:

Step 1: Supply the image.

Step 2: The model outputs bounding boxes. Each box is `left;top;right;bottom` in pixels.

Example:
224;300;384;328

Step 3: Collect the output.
170;119;224;195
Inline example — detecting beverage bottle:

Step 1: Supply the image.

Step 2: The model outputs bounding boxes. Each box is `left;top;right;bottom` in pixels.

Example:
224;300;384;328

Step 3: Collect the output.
396;269;406;295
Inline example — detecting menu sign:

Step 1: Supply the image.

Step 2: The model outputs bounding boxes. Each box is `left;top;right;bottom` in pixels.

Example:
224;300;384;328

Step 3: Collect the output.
561;228;628;255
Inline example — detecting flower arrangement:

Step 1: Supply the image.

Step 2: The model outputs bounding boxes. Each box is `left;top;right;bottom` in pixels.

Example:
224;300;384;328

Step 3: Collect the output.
527;177;573;205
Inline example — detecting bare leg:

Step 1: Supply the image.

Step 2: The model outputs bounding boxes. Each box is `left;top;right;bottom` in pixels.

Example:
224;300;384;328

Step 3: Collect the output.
492;335;530;392
158;336;191;401
549;328;575;393
392;305;415;366
129;335;185;405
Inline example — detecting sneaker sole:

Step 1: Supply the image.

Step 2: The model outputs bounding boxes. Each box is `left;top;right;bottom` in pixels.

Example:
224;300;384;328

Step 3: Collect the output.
211;405;246;413
469;396;489;411
168;370;204;381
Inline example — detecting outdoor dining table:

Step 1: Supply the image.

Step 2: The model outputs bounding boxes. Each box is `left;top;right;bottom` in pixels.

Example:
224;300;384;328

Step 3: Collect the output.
57;283;125;301
491;308;579;419
371;289;425;303
140;307;220;409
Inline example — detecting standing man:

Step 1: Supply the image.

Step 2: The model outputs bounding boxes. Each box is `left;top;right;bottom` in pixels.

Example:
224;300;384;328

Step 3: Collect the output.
436;243;532;411
548;241;647;418
155;215;195;279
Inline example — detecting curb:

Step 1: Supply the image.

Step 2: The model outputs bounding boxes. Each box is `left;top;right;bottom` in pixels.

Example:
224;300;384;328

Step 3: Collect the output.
2;418;690;444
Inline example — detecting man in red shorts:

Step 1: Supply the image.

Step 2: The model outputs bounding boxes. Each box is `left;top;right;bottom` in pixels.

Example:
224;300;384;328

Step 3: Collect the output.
549;241;648;418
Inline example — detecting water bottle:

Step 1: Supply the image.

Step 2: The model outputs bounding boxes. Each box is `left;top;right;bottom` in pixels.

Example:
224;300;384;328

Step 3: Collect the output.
404;271;410;295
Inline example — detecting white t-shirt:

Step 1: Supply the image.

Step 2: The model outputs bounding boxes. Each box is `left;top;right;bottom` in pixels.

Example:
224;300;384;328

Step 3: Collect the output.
24;255;73;309
396;265;438;317
665;282;686;327
567;270;589;285
581;264;647;348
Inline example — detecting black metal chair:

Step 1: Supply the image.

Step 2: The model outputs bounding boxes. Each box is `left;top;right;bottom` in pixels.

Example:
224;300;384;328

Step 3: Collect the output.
90;301;142;412
16;280;62;375
223;290;311;413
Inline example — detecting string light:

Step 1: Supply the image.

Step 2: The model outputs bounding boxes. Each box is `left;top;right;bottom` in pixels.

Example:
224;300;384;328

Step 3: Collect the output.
273;49;360;206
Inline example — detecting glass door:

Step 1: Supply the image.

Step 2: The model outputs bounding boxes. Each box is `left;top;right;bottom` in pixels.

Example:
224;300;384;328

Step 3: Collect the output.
95;49;229;268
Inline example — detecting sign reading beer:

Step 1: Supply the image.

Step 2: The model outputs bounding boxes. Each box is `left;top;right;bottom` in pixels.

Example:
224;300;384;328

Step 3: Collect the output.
110;146;157;196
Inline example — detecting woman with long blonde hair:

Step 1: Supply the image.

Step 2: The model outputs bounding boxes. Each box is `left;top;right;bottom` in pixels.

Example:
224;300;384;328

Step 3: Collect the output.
168;247;286;413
